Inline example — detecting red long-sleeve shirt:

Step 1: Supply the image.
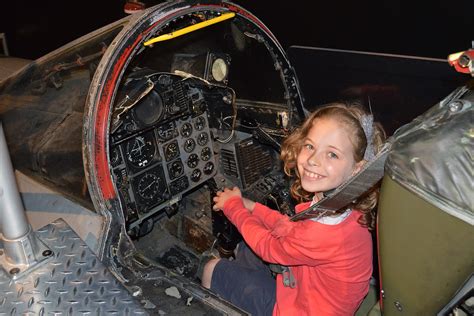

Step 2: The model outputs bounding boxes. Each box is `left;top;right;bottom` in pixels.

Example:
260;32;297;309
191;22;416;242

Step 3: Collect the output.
221;197;372;316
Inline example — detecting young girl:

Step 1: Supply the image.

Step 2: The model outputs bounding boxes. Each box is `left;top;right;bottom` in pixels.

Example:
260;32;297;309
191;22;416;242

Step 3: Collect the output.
201;103;386;315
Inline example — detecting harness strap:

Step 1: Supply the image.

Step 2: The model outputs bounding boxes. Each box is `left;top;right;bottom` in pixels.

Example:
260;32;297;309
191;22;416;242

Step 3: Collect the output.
269;263;296;288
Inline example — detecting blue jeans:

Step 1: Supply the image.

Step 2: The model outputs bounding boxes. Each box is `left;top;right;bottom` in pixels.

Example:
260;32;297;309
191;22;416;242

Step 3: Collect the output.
211;242;276;316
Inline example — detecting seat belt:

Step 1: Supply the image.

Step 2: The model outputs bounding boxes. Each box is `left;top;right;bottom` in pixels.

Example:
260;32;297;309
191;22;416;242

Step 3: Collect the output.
290;142;391;222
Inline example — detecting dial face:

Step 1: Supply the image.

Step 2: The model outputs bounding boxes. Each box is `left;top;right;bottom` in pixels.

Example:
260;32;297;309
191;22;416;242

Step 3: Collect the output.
197;132;209;146
164;140;180;161
190;169;202;182
194;116;206;131
125;134;156;168
157;122;177;141
211;58;228;82
180;122;193;137
201;147;211;161
137;173;162;200
203;162;214;175
184;138;196;153
168;160;184;180
187;153;199;168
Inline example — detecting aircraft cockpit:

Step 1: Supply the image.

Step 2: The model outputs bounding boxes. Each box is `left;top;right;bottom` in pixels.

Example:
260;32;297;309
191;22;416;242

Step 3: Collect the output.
91;3;305;248
0;2;305;313
0;1;472;315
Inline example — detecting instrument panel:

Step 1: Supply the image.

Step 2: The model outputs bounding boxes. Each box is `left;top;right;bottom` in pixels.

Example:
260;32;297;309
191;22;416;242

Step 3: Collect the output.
109;72;234;228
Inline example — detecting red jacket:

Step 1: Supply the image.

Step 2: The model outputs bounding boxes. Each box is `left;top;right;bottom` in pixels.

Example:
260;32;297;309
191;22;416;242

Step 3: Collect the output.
222;197;372;316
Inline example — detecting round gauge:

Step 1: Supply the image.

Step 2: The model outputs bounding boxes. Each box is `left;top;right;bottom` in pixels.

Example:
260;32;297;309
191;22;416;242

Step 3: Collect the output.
180;122;193;137
211;58;228;82
137;173;162;200
125;134;156;168
203;162;215;175
187;153;199;168
201;147;212;161
164;141;180;161
194;116;206;131
168;160;184;180
197;132;209;146
110;146;122;167
132;91;164;126
184;138;196;153
190;169;202;182
157;122;177;141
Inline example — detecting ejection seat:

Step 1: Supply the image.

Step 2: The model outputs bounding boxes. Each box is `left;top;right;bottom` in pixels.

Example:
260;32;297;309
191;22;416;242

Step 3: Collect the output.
375;87;473;315
297;86;473;315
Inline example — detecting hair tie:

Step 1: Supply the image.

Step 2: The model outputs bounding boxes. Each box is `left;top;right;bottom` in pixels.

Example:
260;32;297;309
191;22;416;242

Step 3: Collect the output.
360;114;375;161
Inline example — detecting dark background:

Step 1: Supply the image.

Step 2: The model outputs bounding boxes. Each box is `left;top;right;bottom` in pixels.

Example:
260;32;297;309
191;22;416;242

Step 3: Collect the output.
0;0;472;60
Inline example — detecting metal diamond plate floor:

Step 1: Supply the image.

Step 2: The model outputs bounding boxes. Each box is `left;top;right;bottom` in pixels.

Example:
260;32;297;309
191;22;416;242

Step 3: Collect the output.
0;219;147;315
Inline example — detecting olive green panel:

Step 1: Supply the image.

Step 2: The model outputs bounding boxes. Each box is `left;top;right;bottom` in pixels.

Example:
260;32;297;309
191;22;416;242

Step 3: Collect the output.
377;176;474;315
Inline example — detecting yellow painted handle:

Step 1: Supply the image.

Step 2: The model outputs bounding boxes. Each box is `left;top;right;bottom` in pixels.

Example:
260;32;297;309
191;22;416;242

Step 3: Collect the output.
144;12;236;46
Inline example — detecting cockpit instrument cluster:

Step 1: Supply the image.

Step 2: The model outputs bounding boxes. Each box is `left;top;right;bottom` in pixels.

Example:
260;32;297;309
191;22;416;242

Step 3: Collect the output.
109;71;234;228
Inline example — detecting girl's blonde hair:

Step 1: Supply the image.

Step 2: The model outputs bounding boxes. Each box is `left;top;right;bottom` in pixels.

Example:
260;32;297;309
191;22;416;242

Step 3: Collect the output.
280;102;386;230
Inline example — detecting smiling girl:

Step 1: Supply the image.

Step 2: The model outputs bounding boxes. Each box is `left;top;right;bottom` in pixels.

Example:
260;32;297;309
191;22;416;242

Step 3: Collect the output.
202;103;386;315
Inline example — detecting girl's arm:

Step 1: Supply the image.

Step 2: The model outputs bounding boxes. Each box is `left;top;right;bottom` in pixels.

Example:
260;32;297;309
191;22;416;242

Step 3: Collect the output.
222;197;340;266
246;200;289;230
214;188;287;230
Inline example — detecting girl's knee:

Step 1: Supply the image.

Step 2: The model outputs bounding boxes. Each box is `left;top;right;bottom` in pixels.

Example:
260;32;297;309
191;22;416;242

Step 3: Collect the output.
201;258;221;289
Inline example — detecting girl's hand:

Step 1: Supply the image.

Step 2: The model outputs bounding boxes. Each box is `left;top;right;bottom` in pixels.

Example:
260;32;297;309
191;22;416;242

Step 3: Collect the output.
213;187;242;211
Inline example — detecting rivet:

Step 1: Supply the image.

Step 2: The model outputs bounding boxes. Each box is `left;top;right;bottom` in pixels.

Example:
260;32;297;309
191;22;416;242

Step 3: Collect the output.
448;101;462;112
394;301;403;311
42;250;53;257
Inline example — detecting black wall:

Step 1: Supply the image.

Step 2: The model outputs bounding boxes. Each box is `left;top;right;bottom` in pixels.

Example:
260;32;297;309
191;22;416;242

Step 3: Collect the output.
288;47;469;135
1;0;472;60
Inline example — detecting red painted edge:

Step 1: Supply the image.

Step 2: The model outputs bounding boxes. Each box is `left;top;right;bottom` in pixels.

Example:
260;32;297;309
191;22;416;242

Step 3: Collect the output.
376;218;384;311
94;35;143;200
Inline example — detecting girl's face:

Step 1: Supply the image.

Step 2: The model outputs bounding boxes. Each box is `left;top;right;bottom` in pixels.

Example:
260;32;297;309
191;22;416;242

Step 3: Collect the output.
297;117;363;195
